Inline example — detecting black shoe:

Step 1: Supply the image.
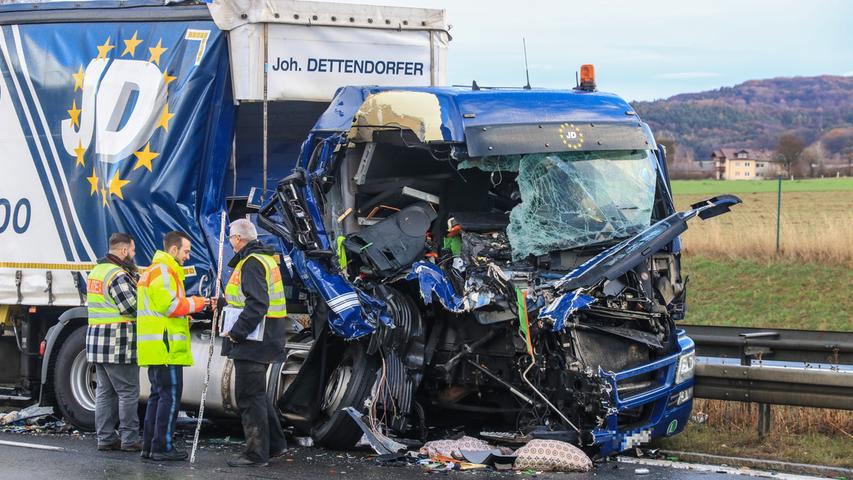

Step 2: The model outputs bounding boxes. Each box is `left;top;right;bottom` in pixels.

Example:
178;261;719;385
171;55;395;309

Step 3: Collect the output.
140;450;150;459
97;439;121;451
227;455;268;467
151;449;189;461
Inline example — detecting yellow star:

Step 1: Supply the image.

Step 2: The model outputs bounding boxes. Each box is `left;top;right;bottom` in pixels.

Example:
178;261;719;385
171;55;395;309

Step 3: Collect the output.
101;187;108;206
148;39;167;65
133;142;159;172
108;172;130;200
74;140;86;167
67;99;81;128
156;104;174;131
72;65;85;92
122;31;143;57
163;70;177;86
96;37;115;59
86;167;99;196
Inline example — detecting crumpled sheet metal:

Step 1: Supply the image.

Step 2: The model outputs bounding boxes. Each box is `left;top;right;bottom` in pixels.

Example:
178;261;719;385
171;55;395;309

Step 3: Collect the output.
348;91;445;143
291;249;391;339
506;151;656;260
538;290;596;331
408;261;464;312
407;261;493;313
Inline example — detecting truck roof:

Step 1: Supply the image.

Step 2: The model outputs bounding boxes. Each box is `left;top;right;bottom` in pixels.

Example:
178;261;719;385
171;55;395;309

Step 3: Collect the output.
0;0;448;33
313;86;650;152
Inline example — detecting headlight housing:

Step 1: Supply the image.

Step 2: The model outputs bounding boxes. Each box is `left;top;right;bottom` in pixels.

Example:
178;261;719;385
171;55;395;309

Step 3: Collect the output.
675;350;695;384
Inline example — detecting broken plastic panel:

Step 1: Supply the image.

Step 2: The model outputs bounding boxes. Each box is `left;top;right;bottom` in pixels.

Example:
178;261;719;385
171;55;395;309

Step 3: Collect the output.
506;150;657;260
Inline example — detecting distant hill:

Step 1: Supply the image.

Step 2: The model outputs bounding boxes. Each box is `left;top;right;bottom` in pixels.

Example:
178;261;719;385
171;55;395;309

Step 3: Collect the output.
631;75;853;164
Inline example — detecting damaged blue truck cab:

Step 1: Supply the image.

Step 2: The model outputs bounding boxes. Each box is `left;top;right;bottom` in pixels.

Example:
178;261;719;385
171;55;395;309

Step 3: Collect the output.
260;84;740;456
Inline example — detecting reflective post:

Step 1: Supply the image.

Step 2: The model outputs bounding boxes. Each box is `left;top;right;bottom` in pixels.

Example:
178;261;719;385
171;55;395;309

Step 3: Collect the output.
775;175;782;255
758;403;772;439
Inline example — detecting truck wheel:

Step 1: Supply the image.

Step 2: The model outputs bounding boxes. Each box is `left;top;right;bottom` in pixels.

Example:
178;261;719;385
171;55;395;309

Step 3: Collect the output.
53;327;96;431
310;343;377;449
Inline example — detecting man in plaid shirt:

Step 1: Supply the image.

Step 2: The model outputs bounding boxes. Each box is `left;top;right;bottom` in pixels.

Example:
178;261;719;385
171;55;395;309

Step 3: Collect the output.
86;233;142;451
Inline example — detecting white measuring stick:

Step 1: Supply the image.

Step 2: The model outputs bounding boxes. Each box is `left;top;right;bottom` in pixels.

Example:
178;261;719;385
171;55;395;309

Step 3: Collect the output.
0;440;65;451
190;211;227;464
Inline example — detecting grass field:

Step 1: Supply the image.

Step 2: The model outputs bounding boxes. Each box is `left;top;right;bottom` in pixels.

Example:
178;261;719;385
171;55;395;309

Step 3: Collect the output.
679;255;851;331
657;178;852;466
673;186;852;265
670;177;853;195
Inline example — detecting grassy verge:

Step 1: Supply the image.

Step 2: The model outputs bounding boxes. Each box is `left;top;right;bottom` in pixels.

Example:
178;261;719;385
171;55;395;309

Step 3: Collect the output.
679;255;852;331
654;402;853;468
671;177;853;195
663;255;853;467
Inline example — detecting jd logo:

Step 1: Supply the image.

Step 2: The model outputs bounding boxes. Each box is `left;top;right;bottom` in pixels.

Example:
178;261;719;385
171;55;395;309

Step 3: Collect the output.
61;58;166;165
559;123;584;150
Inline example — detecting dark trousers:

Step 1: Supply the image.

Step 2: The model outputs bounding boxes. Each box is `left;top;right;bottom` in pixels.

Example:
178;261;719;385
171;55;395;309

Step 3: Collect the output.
143;365;183;454
234;360;287;462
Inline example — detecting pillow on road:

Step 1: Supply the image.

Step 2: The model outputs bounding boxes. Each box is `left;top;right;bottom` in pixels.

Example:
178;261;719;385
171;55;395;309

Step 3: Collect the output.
513;439;592;472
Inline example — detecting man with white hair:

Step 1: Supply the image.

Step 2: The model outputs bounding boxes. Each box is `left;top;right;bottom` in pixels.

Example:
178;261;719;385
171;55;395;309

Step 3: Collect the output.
220;218;288;467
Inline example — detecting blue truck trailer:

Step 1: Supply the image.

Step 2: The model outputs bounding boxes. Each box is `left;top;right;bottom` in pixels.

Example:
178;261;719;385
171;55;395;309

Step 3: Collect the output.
0;0;738;458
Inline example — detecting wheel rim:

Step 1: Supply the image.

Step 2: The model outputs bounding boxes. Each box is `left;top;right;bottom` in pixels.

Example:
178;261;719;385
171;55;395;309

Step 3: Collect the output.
70;349;97;412
273;338;313;419
321;362;353;416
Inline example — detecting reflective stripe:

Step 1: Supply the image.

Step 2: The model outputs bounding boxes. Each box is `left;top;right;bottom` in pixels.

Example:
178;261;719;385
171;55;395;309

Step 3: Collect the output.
166;297;181;316
137;334;164;342
159;264;175;296
137;333;187;343
88;311;132;320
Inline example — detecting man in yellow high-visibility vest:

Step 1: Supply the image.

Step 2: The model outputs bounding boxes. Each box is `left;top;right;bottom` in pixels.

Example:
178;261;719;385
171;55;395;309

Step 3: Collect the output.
137;231;209;462
220;219;288;468
86;232;141;452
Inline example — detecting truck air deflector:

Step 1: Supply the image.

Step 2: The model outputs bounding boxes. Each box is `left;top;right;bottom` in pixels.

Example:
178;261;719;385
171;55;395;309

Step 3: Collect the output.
464;121;655;157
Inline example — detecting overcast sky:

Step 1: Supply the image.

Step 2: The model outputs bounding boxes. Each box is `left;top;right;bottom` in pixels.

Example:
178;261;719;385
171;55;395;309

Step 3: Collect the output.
345;0;853;101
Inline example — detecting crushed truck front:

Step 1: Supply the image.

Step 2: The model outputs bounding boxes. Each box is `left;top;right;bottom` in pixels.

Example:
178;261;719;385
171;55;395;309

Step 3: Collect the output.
261;85;739;456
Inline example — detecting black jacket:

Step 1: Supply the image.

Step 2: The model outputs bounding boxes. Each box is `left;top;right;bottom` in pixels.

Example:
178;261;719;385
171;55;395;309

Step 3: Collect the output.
221;240;287;364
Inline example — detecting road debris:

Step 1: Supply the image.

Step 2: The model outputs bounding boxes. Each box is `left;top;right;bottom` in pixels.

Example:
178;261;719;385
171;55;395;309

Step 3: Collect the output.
0;404;55;426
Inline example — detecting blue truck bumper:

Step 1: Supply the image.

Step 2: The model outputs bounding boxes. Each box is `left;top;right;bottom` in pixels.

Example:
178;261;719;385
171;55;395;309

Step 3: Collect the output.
592;332;695;456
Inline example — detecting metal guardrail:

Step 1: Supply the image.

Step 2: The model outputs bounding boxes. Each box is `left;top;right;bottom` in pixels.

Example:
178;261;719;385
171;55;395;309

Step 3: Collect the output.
682;325;853;366
693;363;853;410
680;325;853;425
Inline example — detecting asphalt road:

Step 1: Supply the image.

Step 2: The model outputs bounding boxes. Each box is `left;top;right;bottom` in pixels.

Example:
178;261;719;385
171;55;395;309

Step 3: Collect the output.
0;429;811;480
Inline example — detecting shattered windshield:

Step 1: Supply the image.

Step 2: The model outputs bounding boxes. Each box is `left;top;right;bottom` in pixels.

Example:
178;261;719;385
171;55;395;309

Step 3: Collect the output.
461;150;658;260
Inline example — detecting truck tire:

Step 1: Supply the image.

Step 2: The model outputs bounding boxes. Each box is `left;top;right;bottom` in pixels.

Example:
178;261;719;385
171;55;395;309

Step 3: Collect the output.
310;343;377;449
53;327;96;431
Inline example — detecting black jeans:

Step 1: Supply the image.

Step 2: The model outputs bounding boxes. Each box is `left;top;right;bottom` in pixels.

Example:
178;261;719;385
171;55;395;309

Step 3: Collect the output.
234;360;287;462
143;365;183;454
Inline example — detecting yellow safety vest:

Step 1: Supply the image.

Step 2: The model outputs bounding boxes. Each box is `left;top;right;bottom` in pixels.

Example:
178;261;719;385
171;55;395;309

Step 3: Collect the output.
225;253;287;318
87;263;132;325
136;251;197;366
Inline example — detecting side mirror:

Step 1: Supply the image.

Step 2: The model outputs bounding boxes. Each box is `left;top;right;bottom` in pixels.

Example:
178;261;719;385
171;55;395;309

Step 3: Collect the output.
246;187;264;211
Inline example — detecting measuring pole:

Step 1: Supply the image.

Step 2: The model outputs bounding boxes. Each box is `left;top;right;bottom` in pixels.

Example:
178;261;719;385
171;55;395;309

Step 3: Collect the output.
262;23;269;202
190;211;227;464
775;175;782;255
